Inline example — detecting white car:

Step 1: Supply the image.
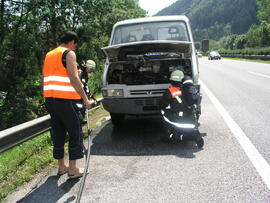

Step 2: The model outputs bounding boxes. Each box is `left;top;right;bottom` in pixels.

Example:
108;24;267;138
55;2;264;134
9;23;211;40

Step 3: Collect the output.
197;51;202;57
208;51;221;60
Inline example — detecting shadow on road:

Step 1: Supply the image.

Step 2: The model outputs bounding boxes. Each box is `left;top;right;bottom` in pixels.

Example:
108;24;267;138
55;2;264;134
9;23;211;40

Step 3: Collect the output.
90;116;205;159
17;176;79;203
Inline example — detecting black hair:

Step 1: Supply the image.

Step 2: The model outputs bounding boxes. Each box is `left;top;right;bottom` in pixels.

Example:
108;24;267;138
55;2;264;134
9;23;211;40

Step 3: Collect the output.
60;31;79;44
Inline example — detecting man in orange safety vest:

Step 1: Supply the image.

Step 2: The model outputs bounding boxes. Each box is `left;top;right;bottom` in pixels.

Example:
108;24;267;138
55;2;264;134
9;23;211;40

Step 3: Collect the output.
43;31;91;179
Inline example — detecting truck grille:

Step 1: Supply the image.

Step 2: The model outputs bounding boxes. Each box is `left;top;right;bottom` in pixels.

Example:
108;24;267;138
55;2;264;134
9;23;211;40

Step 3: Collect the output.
130;89;165;96
134;98;160;106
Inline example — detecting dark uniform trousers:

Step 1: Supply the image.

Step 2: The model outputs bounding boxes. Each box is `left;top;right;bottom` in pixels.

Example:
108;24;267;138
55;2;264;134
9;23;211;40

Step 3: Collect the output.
45;98;84;160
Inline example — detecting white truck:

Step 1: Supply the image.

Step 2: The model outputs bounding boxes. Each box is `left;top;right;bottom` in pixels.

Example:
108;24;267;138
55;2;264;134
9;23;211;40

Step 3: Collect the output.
101;15;200;125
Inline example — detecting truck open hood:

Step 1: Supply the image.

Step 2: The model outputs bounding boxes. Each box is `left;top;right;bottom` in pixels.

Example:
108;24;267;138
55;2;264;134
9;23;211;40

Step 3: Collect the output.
102;41;192;61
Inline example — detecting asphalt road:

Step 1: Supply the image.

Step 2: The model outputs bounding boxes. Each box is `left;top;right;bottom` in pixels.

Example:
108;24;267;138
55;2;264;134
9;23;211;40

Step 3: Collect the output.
200;57;270;163
6;58;270;203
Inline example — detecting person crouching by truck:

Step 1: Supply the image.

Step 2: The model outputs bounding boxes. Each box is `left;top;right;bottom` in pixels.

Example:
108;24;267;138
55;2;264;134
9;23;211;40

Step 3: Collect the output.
159;70;204;148
77;60;97;124
43;31;92;179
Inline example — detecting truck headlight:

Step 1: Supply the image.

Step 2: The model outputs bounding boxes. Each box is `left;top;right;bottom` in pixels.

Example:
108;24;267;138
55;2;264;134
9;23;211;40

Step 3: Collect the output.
102;89;123;97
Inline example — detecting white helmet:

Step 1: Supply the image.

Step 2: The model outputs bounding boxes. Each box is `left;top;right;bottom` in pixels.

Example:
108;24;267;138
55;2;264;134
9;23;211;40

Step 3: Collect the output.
170;70;184;82
84;60;96;69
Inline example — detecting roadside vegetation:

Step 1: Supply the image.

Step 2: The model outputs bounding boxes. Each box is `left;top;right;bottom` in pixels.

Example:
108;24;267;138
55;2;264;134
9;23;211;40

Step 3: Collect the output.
0;133;53;202
210;0;270;55
219;47;270;56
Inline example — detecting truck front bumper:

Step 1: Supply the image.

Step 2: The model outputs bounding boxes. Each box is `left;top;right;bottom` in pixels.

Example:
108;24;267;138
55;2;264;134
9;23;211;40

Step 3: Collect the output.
102;97;161;115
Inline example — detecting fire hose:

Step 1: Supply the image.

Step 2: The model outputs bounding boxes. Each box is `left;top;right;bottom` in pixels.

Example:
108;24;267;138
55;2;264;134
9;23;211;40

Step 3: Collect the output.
75;108;92;203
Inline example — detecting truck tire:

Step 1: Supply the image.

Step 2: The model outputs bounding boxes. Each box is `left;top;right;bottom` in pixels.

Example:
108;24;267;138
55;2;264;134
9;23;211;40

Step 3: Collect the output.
110;113;125;126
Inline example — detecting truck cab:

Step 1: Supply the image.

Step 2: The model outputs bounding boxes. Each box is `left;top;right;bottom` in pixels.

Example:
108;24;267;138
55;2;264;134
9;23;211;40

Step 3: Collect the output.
101;15;199;125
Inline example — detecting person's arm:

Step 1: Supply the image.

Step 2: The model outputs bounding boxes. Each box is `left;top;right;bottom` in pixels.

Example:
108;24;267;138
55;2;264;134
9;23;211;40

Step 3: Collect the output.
160;90;170;109
66;51;91;109
189;85;200;103
183;83;199;105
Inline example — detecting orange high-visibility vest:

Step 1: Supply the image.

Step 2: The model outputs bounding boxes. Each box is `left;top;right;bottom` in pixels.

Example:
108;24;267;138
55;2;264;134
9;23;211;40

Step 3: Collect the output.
168;86;182;98
43;47;81;99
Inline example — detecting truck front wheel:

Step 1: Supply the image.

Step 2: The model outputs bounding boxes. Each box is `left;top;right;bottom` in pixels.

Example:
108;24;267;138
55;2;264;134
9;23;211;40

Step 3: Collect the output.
110;113;125;126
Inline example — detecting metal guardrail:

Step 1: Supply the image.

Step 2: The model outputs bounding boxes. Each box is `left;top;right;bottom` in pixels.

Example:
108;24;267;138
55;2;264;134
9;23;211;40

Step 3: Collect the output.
0;98;103;153
222;54;270;60
0;115;52;153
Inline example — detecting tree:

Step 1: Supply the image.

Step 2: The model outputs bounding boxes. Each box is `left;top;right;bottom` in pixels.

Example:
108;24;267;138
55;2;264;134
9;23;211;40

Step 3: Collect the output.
257;0;270;24
233;35;248;49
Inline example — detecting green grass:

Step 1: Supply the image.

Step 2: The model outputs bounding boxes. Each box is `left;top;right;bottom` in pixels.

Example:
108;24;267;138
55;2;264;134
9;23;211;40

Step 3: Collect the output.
0;106;110;202
223;57;270;64
0;133;54;202
95;93;103;99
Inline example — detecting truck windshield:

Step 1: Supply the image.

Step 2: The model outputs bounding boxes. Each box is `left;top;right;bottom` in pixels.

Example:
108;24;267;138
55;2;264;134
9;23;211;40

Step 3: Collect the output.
111;21;189;45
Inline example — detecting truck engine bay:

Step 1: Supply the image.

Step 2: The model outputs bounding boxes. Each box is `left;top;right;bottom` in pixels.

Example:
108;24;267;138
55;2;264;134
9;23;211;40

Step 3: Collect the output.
107;52;192;85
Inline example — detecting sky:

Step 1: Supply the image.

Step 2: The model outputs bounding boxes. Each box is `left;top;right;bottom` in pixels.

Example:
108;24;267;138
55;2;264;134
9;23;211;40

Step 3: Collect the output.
139;0;178;16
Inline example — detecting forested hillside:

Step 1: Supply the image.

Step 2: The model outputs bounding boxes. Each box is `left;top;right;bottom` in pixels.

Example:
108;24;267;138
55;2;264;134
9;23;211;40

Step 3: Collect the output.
156;0;259;41
0;0;146;130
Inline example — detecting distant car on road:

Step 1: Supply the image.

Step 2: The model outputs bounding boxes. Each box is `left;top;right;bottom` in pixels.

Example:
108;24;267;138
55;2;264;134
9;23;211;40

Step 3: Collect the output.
208;51;221;60
197;51;202;58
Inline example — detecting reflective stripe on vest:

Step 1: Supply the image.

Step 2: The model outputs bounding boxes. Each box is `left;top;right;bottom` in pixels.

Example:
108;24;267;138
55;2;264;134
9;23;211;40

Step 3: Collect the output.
43;47;80;99
168;86;182;98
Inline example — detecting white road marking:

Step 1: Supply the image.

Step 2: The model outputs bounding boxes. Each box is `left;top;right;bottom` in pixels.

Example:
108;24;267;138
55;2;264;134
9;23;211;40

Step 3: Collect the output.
249;71;270;79
200;80;270;190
